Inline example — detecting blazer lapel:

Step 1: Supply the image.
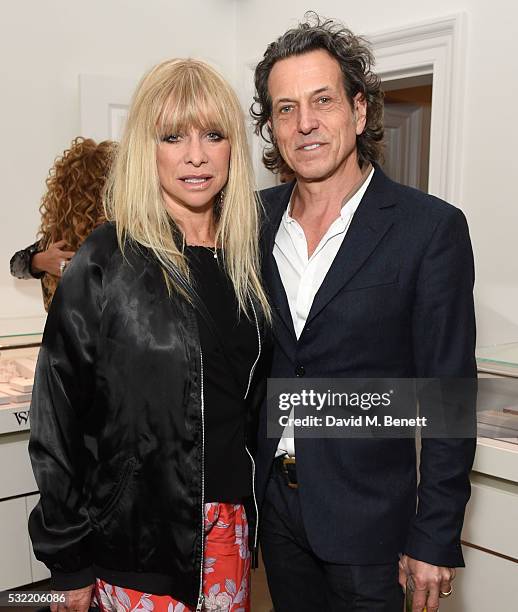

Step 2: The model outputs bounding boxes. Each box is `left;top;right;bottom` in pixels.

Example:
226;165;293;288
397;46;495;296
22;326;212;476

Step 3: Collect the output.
305;167;397;327
261;182;297;341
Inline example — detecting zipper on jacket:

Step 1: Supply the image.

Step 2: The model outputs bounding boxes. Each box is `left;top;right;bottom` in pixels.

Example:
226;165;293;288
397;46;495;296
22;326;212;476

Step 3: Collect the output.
244;301;262;401
196;348;206;612
245;445;259;554
197;300;261;608
244;300;261;562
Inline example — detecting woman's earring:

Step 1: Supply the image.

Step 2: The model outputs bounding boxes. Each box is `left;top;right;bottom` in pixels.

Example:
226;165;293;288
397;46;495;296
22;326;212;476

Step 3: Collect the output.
218;189;226;208
214;189;225;218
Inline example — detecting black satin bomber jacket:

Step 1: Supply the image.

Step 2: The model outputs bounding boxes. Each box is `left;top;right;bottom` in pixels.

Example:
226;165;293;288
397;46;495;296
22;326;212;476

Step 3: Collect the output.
28;223;269;608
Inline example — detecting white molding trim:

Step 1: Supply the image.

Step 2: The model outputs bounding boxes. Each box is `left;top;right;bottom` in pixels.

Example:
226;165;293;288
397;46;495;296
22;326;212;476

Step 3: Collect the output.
79;74;137;143
383;103;424;189
368;13;467;203
242;13;468;202
368;15;465;49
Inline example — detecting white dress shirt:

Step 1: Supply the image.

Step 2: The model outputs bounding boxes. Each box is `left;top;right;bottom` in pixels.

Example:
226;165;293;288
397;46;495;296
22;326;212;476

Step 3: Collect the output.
274;168;374;457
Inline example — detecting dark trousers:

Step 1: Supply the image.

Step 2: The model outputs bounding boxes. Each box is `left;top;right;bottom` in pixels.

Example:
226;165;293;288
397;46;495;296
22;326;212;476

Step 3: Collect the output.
260;468;405;612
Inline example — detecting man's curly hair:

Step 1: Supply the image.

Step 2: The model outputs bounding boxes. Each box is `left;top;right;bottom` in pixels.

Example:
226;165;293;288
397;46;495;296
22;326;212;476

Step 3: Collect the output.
251;12;384;173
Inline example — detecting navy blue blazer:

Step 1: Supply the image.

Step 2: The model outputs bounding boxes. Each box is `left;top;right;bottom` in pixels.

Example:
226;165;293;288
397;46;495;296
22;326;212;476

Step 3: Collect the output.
256;165;476;568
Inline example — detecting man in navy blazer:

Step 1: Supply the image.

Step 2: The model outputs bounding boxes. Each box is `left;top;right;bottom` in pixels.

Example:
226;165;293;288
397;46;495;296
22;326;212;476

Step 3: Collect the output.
251;13;476;612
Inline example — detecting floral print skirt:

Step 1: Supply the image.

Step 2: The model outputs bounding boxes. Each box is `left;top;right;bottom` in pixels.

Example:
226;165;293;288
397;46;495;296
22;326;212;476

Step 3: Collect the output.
94;502;250;612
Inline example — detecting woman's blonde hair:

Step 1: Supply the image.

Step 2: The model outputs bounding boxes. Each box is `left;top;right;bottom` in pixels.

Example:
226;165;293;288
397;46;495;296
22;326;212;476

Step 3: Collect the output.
105;58;270;321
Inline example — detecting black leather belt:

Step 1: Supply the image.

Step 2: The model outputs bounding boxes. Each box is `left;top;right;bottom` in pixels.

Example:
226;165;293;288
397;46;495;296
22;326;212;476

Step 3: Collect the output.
274;455;298;489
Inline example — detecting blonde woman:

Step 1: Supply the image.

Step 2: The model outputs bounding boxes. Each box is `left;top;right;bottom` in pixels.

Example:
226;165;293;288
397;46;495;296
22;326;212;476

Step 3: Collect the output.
28;59;271;612
10;137;115;310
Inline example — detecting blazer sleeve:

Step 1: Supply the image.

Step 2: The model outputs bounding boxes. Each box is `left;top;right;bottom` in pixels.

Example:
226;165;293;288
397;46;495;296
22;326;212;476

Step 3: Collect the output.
404;206;477;568
28;236;105;590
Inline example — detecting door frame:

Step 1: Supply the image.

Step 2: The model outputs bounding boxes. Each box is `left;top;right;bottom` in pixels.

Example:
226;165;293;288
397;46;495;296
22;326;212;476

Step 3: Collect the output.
242;13;467;202
369;13;467;203
79;74;137;143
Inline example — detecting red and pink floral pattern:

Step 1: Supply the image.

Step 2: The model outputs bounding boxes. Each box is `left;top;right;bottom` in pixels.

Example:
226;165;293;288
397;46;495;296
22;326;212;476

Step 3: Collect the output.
94;502;250;612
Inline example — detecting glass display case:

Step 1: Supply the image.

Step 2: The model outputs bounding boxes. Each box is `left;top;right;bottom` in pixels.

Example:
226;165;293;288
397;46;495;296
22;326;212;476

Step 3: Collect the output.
0;332;48;589
477;342;518;376
476;342;518;446
0;332;41;435
441;343;518;612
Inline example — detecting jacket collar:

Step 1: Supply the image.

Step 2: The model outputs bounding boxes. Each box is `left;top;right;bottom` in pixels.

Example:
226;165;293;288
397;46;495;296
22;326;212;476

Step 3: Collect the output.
262;164;398;339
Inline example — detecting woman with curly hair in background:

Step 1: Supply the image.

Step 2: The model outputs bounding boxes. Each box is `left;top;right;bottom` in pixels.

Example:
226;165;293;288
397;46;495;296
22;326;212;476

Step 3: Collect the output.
10;137;116;310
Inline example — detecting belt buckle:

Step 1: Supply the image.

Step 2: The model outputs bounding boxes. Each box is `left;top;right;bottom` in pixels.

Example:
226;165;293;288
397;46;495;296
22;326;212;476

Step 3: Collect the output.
282;456;298;489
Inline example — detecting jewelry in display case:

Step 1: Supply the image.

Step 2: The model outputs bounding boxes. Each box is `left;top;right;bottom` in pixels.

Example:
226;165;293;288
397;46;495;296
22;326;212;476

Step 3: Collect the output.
0;333;41;434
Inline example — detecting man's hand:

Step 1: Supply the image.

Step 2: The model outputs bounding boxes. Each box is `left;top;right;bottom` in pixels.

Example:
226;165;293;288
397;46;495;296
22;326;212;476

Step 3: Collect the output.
399;555;455;611
31;240;75;277
50;584;94;612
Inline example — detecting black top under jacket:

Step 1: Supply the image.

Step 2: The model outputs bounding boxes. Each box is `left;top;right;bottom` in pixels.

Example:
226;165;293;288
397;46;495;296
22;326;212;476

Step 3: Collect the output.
28;223;270;608
185;245;257;502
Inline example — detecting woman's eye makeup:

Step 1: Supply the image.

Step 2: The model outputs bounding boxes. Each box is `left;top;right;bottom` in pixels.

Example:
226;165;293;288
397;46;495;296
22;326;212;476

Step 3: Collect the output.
161;134;181;143
206;131;224;141
160;131;224;143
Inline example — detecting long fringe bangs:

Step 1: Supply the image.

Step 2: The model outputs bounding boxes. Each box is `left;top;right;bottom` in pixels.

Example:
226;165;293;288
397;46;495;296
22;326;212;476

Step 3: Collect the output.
155;64;233;144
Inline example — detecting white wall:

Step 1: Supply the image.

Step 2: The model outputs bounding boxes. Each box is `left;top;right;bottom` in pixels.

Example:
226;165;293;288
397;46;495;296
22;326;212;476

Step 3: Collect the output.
236;0;518;347
0;0;237;335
